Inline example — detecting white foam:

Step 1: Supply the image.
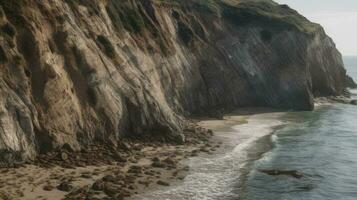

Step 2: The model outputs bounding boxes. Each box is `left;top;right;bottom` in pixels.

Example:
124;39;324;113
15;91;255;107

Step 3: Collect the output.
131;112;285;200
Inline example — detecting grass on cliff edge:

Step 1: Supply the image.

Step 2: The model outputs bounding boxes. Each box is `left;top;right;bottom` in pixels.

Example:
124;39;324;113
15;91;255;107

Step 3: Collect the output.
219;0;319;33
155;0;319;34
230;0;319;33
155;0;220;14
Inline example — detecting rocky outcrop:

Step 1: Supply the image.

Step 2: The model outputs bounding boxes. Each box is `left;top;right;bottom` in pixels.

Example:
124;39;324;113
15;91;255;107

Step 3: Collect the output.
0;0;353;164
345;75;357;88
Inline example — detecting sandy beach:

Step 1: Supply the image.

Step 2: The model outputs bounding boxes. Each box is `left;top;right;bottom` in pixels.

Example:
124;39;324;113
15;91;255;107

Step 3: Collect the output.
0;108;284;200
0;122;220;200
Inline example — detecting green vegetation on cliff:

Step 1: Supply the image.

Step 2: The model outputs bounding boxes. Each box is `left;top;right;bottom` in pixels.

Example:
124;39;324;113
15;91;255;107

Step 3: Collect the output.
155;0;319;33
224;1;319;33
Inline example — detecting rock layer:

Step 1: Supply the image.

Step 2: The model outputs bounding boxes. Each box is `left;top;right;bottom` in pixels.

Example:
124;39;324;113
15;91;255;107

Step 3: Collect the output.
0;0;354;164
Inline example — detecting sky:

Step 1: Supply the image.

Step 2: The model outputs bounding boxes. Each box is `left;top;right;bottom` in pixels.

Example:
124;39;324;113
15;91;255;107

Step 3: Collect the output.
274;0;357;56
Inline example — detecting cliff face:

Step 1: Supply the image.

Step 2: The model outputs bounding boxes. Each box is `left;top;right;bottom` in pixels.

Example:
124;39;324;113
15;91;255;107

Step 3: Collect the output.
0;0;352;164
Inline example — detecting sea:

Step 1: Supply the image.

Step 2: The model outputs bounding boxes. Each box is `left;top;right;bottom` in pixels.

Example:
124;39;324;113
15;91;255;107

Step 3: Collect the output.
133;56;357;200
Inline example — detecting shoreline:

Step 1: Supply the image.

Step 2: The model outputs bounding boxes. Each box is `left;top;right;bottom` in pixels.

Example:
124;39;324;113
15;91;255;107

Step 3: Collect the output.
132;108;286;200
0;107;288;200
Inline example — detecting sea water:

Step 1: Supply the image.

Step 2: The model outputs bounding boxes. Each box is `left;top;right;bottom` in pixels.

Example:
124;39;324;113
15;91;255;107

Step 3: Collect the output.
132;112;284;200
133;57;357;200
241;56;357;200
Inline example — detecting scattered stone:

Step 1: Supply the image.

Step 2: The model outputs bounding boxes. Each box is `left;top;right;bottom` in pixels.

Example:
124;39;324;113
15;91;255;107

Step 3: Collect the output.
124;175;136;184
43;185;54;191
184;126;195;133
259;169;304;179
104;183;121;197
92;180;105;191
24;122;214;199
182;166;190;171
62;143;74;152
330;96;351;104
175;134;185;144
57;181;73;192
144;171;155;176
156;180;170;186
297;185;314;191
80;173;92;179
151;157;160;163
163;158;176;166
113;194;125;200
138;180;150;187
128;165;142;174
60;152;68;161
76;161;86;167
102;175;116;182
151;161;165;168
128;184;136;190
118;142;131;151
132;144;142;151
113;153;127;162
199;147;210;153
116;174;125;180
172;170;179;177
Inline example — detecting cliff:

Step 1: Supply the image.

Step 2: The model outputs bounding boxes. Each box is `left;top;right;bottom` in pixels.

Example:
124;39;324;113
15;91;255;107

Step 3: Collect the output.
0;0;353;165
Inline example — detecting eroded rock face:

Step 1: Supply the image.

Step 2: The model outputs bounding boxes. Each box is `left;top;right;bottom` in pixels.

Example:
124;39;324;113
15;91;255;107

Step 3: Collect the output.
0;0;353;164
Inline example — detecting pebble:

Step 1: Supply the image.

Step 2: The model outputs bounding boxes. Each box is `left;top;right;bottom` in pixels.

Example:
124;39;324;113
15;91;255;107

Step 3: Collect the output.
57;181;73;192
151;161;166;168
102;175;116;182
43;185;54;191
104;183;121;197
128;165;142;174
157;180;170;186
60;152;68;161
91;180;104;191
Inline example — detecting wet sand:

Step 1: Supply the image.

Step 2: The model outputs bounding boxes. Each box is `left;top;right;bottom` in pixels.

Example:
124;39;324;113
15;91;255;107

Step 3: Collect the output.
131;108;285;200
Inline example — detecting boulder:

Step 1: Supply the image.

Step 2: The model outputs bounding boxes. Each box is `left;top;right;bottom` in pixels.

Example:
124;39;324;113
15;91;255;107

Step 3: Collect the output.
60;152;69;161
259;169;304;179
102;175;116;182
104;183;121;197
57;181;73;192
92;180;105;191
156;180;170;186
151;161;166;168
